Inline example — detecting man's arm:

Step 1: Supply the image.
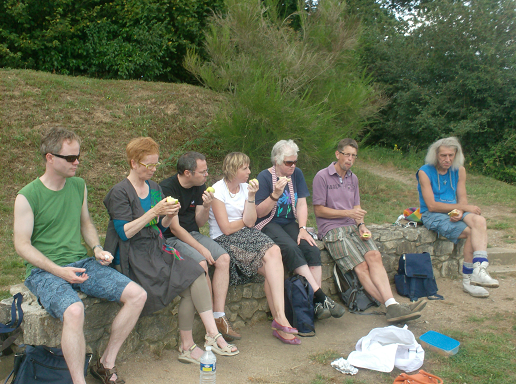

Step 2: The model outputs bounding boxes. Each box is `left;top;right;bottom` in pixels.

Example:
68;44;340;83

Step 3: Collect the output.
13;194;88;284
79;185;113;265
195;190;213;228
313;204;366;221
169;215;215;264
419;168;481;215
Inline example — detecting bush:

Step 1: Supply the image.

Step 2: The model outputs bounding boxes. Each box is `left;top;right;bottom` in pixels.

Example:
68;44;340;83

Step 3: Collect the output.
0;0;225;82
185;0;383;171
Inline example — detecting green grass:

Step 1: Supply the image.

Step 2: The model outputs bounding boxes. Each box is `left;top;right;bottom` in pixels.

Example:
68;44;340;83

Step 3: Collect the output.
309;349;342;365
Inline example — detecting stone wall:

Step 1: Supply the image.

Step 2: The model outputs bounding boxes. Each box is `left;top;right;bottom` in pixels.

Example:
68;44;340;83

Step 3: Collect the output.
0;224;463;359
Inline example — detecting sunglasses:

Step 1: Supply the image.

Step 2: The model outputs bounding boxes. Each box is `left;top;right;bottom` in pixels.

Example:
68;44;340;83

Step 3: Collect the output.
283;160;298;167
52;153;80;163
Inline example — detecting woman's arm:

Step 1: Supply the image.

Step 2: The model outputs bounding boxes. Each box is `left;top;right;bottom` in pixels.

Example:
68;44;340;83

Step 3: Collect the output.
211;198;245;236
123;199;179;239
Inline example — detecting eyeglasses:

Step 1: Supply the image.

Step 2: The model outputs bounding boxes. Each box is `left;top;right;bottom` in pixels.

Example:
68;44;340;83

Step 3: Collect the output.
139;161;161;169
192;169;209;176
283;160;298;167
339;151;358;159
52;153;80;163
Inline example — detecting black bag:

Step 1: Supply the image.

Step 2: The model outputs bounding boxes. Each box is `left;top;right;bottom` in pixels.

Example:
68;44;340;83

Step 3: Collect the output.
333;265;380;312
1;293;24;357
394;252;444;301
5;345;92;384
284;275;315;336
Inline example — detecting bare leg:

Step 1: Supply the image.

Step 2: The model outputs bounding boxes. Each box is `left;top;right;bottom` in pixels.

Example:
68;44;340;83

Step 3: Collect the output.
462;214;488;252
309;265;322;287
293;264;320;292
258;245;295;340
100;282;146;371
61;302;87;384
211;253;230;313
355;251;393;303
458;227;474;263
179;330;204;360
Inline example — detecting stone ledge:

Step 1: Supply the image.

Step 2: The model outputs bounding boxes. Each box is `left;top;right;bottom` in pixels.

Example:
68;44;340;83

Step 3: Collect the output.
1;224;462;358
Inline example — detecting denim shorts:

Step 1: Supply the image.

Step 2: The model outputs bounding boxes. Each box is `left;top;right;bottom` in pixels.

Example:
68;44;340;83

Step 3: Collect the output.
421;211;470;244
25;257;132;321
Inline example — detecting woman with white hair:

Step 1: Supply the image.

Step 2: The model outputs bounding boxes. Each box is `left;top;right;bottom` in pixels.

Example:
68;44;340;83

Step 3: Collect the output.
417;137;499;298
255;140;345;321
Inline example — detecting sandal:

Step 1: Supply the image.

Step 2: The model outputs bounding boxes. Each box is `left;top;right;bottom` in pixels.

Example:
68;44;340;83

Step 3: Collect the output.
90;358;125;384
178;343;201;365
204;333;239;356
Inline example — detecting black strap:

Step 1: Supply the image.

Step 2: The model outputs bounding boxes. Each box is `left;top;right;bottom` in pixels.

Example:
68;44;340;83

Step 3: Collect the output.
0;293;24;334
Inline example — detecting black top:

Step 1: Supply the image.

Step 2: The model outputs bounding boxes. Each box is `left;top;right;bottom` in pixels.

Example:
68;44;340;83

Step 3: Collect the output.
160;174;206;236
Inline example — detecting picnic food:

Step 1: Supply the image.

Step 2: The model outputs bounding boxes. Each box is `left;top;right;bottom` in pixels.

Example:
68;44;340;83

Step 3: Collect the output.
448;209;460;217
250;178;259;185
362;233;371;238
166;196;178;204
206;187;215;193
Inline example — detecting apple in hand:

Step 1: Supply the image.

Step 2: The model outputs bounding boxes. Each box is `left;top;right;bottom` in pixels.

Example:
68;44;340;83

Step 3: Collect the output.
166;196;178;204
206;187;215;193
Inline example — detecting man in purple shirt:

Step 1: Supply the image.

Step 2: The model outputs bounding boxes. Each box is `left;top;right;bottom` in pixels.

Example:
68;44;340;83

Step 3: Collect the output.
313;138;425;323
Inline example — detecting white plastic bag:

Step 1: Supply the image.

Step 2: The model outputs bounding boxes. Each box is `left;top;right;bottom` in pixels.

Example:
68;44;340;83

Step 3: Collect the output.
347;325;424;373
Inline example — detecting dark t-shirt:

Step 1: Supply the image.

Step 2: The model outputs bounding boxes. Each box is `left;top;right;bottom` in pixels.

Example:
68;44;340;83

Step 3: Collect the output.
255;167;310;226
159;174;205;236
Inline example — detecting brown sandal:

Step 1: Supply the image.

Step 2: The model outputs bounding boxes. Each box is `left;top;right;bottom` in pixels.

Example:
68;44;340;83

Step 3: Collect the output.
90;358;126;384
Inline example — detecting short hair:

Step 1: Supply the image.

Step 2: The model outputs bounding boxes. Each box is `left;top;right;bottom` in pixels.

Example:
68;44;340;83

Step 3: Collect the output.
126;137;159;167
425;137;464;169
271;140;299;165
222;152;250;181
177;151;206;175
40;127;81;160
337;138;358;152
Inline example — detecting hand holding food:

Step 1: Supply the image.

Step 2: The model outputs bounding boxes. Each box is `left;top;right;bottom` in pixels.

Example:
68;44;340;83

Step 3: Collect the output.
206;186;215;193
166;196;178;204
448;209;460;217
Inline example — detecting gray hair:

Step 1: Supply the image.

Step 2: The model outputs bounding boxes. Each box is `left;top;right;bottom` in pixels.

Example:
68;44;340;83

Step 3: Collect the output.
425;137;465;169
271;140;299;165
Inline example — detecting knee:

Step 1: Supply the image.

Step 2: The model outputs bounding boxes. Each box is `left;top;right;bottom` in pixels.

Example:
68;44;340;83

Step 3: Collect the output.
354;262;369;277
122;282;147;308
264;245;282;263
470;214;487;230
216;253;230;269
63;302;85;323
365;251;383;265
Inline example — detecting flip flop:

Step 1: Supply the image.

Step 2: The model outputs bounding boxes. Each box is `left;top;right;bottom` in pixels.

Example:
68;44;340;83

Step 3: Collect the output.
204;333;239;356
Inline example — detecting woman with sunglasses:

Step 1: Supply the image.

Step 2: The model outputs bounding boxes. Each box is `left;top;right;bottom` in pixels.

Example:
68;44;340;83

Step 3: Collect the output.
209;152;300;345
103;137;238;364
254;140;345;321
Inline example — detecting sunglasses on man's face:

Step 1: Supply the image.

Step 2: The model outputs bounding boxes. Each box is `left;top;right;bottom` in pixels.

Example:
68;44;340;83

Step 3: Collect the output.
52;153;80;163
283;160;298;167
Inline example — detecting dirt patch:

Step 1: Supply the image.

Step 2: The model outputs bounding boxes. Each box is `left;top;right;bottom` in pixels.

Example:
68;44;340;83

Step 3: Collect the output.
79;275;516;384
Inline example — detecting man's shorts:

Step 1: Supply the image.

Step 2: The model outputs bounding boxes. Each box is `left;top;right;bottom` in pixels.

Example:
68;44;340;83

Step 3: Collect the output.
25;257;132;321
421;211;470;244
322;226;378;273
166;231;227;264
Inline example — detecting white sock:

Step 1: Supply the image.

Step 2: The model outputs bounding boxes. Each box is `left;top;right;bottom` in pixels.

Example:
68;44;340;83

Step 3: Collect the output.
213;312;225;319
385;298;398;307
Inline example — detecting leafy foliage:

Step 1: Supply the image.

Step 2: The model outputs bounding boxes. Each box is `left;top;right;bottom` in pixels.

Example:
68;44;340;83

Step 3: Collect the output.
355;0;516;182
185;0;383;171
0;0;225;82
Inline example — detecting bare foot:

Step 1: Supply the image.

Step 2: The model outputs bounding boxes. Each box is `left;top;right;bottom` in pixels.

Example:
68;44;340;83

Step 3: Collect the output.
209;333;238;352
182;344;204;360
276;330;296;340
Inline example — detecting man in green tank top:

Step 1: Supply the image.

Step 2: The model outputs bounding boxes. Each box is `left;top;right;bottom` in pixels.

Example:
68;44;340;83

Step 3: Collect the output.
13;128;147;384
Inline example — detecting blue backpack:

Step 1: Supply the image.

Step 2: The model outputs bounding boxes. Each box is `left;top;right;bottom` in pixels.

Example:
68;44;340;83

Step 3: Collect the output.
395;252;443;301
284;275;315;336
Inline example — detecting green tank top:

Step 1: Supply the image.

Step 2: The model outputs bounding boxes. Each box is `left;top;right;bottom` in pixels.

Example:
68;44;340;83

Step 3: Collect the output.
18;177;88;278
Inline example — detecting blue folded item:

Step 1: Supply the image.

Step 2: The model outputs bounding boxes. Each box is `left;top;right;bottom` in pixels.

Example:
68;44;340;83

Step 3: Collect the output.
419;330;460;356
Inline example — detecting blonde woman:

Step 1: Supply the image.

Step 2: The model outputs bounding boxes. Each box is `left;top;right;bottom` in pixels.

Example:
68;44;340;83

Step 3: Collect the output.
209;152;300;345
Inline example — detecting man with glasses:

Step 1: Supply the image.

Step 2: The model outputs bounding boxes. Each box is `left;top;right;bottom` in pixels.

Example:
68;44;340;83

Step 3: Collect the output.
417;137;498;298
313;138;425;323
160;152;239;341
13;127;147;384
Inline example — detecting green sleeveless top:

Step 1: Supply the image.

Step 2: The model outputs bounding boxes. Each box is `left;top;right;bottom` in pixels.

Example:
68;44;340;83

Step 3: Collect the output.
18;177;88;278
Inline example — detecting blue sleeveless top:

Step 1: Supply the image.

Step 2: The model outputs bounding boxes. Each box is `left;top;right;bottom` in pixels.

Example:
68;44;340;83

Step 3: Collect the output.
416;164;459;213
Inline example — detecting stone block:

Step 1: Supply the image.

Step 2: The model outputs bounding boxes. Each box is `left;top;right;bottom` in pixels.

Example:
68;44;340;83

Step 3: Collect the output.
227;286;243;302
416;244;434;254
434;240;455;256
419;230;437;243
320;249;333;264
242;285;253;299
252;283;266;299
402;229;419;241
396;241;417;255
238;299;259;320
321;264;334;281
249;311;268;325
377;229;404;242
441;260;460;277
84;300;120;329
379;241;398;253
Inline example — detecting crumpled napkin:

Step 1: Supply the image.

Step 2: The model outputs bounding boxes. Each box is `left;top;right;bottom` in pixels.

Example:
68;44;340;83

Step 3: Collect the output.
331;357;358;375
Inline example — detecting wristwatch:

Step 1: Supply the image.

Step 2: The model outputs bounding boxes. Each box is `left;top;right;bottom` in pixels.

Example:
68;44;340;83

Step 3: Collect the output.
299;226;307;230
92;244;104;252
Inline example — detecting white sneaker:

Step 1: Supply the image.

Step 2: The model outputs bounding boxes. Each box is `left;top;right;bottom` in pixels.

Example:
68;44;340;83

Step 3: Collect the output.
471;261;499;288
463;275;489;298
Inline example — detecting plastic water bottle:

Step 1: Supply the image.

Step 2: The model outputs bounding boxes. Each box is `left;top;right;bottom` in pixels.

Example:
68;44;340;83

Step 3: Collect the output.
199;346;216;384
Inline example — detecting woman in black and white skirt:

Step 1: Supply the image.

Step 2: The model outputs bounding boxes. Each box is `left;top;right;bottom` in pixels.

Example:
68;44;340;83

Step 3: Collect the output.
209;152;301;345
